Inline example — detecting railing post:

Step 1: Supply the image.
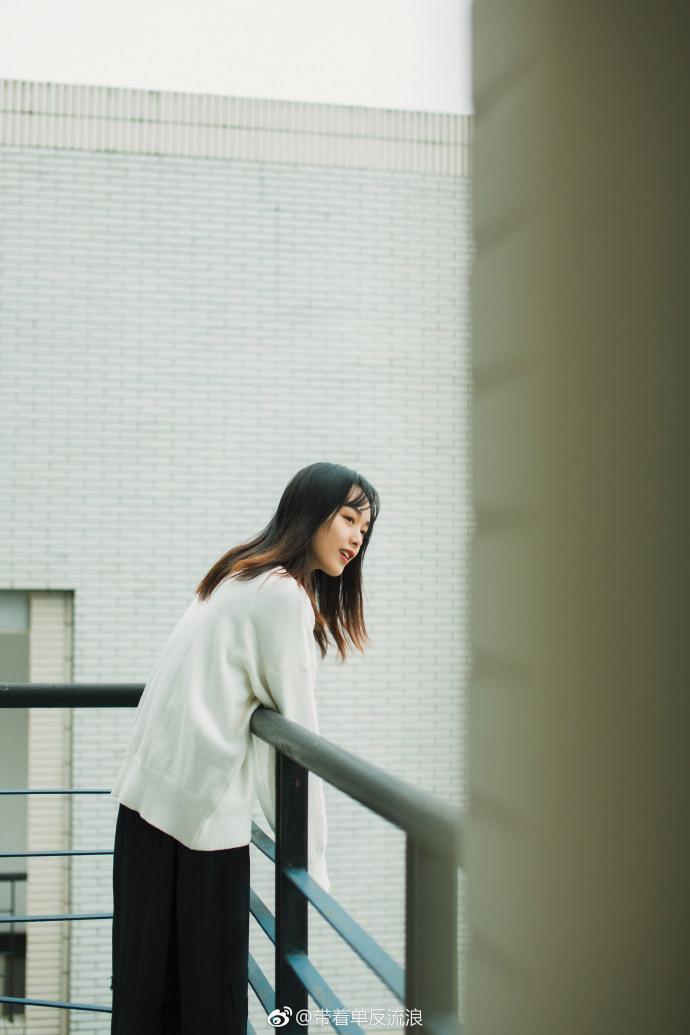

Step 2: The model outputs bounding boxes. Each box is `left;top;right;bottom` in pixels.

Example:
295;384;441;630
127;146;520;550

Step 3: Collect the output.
405;836;458;1035
275;750;308;1032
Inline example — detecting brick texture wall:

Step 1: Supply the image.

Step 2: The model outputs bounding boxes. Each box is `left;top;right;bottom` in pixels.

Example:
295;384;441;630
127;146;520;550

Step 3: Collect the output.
0;81;471;1033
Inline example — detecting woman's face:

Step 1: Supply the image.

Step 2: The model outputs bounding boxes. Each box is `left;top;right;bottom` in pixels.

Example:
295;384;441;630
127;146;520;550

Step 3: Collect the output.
308;485;371;576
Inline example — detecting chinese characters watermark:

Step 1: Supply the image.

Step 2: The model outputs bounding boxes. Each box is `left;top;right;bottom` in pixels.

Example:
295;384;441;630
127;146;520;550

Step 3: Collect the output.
267;1007;423;1028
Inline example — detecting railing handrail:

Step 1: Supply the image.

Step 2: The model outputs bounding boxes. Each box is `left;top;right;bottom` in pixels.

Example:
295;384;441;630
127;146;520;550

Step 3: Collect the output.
253;707;462;863
0;683;463;864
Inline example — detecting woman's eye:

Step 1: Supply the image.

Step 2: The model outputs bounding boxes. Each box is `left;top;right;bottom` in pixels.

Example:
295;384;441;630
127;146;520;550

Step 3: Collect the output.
343;513;368;536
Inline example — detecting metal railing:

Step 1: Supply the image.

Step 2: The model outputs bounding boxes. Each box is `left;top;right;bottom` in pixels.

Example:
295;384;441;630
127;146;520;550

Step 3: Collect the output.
0;683;463;1034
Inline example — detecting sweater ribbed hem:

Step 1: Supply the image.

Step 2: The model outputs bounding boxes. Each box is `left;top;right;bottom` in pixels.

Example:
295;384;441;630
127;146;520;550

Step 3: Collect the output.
110;753;252;851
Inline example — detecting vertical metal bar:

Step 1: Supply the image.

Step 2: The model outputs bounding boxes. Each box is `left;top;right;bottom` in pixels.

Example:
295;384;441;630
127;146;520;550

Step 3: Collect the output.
275;750;308;1033
9;877;16;1020
406;836;459;1035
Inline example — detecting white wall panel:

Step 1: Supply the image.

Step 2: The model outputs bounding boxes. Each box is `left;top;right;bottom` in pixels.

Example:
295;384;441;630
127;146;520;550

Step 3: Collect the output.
0;79;470;175
23;592;73;1035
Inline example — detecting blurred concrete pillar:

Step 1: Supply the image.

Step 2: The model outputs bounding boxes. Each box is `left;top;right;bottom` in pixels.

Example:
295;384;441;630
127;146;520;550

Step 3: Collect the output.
469;4;689;1034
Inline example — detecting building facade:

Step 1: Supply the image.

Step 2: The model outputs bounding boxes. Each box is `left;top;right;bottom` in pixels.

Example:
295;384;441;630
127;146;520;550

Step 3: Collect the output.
0;79;471;1032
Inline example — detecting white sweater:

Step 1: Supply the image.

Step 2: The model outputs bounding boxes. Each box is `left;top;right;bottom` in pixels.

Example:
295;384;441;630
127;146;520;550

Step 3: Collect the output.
110;566;330;892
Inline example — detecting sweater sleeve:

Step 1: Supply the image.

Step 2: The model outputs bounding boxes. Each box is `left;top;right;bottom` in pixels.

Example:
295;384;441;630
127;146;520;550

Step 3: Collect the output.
250;666;330;893
248;577;330;892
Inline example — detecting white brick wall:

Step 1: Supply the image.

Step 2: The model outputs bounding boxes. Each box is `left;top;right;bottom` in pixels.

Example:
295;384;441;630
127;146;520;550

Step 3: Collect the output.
0;80;471;1033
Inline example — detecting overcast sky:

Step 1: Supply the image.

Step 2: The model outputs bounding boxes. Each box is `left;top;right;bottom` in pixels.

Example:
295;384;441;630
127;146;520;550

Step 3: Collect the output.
1;0;473;114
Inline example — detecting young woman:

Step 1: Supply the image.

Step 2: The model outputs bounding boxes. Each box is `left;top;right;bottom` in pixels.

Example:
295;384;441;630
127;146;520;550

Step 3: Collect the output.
109;461;379;1035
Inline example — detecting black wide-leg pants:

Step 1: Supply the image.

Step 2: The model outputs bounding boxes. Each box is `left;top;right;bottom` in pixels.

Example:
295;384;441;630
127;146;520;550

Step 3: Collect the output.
111;803;250;1035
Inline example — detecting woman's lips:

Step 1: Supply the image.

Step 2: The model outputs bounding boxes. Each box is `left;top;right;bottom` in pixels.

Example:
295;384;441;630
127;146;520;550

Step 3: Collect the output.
340;550;351;562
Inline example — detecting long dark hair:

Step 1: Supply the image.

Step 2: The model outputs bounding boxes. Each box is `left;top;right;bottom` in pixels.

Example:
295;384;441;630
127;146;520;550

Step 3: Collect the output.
196;462;380;663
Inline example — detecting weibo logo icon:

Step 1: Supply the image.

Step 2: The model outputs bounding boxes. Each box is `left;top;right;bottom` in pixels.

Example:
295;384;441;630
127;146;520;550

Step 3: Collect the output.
268;1007;293;1027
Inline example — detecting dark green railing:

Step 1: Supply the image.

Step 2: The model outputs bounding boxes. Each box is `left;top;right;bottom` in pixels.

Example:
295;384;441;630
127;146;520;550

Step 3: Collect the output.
0;683;463;1035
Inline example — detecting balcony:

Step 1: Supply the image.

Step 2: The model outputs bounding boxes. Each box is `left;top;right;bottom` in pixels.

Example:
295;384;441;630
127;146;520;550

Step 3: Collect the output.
0;683;462;1034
